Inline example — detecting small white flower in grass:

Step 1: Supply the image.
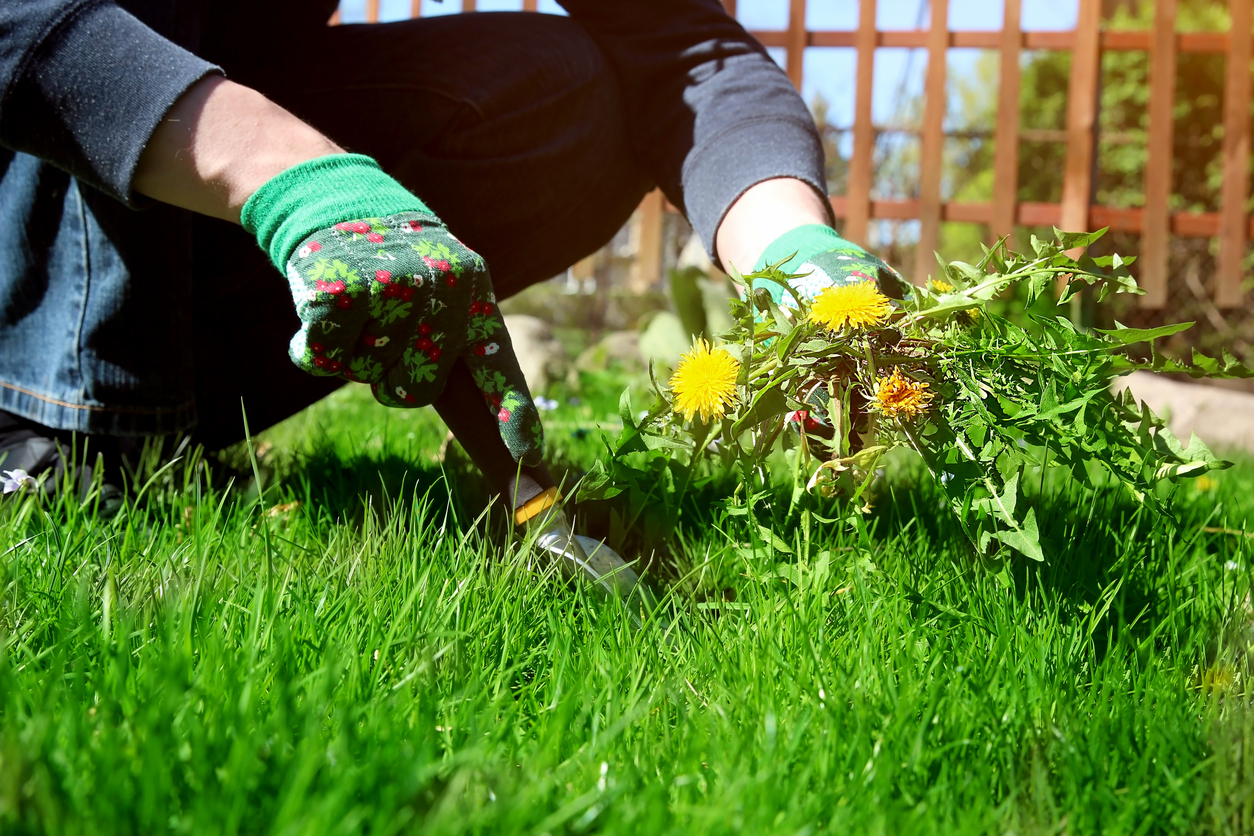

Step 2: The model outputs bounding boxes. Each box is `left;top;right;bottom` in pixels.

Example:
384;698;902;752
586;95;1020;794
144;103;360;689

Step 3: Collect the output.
2;469;36;494
536;396;559;412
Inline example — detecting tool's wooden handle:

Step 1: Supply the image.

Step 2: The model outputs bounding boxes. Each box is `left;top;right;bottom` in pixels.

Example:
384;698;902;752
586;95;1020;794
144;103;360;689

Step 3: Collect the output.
433;358;554;510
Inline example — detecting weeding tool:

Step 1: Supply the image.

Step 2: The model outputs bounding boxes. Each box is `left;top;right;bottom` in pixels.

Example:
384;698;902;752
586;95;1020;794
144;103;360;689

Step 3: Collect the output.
434;360;656;618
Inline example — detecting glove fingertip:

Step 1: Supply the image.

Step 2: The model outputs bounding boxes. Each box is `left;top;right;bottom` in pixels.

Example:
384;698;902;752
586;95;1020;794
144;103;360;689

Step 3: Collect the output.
500;408;546;467
288;329;320;373
375;362;424;408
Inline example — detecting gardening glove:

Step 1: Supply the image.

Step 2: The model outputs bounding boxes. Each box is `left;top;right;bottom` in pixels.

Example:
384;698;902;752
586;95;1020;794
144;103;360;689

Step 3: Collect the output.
241;154;543;465
750;224;910;307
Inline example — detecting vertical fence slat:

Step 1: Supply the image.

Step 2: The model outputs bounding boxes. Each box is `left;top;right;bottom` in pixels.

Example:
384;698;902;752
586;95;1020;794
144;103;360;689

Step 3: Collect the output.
1140;0;1176;307
522;0;538;10
1148;0;1173;305
329;7;342;24
571;253;597;284
410;0;422;17
463;0;476;11
1060;0;1101;244
365;0;380;22
846;0;878;244
786;0;807;89
723;0;738;16
1217;0;1251;307
992;0;1021;241
915;0;949;284
632;189;666;292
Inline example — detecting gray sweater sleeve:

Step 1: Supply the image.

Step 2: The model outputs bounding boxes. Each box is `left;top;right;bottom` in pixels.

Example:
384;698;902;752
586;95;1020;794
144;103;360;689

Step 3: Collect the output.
0;0;221;204
558;0;831;261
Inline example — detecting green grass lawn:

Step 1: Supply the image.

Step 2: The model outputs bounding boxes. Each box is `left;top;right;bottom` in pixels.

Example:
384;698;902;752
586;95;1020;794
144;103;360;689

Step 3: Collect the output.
2;382;1253;834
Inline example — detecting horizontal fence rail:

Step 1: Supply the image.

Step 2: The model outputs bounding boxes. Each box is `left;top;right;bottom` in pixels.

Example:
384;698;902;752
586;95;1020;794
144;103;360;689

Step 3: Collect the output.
336;0;1253;309
749;28;1238;51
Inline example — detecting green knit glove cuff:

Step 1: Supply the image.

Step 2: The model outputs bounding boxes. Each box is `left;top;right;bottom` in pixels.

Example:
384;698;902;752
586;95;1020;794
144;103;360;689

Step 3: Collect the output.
752;224;909;306
754;224;847;273
241;154;432;271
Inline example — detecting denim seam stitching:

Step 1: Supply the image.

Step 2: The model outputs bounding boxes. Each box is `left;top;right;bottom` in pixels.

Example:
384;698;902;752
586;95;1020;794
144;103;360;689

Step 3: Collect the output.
71;181;90;401
0;380;194;415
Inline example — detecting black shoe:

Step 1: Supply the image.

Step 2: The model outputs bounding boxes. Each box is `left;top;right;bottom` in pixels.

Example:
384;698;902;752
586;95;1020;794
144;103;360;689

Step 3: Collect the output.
0;411;124;515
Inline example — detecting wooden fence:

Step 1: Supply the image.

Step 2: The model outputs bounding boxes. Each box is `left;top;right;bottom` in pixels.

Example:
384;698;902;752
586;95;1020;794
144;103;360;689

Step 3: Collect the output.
337;0;1253;309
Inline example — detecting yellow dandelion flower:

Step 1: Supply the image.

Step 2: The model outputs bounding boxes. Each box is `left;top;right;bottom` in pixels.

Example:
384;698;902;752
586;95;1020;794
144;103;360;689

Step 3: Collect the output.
670;339;740;423
809;281;893;332
1195;474;1218;492
929;278;955;293
871;368;934;420
956;306;981;325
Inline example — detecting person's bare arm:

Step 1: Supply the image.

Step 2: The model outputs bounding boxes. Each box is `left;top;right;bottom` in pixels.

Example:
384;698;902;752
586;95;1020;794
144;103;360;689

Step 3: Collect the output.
714;177;832;275
132;75;342;223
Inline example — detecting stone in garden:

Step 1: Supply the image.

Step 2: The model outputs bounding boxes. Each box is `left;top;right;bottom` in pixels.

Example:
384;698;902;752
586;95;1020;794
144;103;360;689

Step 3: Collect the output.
637;311;691;371
501;314;568;394
575;330;645;373
676;232;715;274
1114;371;1254;453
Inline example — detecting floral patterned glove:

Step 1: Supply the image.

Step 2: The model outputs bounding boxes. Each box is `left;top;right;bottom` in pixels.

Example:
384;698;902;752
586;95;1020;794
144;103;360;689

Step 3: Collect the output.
750;224;910;307
241;154;542;465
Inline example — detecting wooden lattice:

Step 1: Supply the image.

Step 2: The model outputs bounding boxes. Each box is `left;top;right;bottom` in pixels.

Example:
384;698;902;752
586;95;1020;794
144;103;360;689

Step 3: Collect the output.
337;0;1253;308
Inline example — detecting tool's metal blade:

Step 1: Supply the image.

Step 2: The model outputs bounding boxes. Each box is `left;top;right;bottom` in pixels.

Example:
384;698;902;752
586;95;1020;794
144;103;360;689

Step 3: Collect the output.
527;509;658;623
571;535;666;630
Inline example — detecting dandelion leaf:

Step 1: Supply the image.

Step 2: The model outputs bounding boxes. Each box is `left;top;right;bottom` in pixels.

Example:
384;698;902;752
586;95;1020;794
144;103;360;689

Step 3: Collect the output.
1095;321;1194;346
1053;227;1107;251
991;506;1045;562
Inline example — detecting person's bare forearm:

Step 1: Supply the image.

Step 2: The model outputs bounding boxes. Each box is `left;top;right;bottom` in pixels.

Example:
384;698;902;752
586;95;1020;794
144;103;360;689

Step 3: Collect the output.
714;177;832;275
133;76;342;223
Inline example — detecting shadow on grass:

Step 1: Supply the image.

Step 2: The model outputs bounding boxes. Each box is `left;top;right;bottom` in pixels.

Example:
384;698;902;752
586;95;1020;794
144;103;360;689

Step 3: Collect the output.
233;440;499;537
869;461;1239;661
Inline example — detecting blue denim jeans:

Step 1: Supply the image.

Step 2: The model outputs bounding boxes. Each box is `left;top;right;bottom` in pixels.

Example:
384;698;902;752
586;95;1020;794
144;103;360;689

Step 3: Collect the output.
0;12;652;448
0;153;199;437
